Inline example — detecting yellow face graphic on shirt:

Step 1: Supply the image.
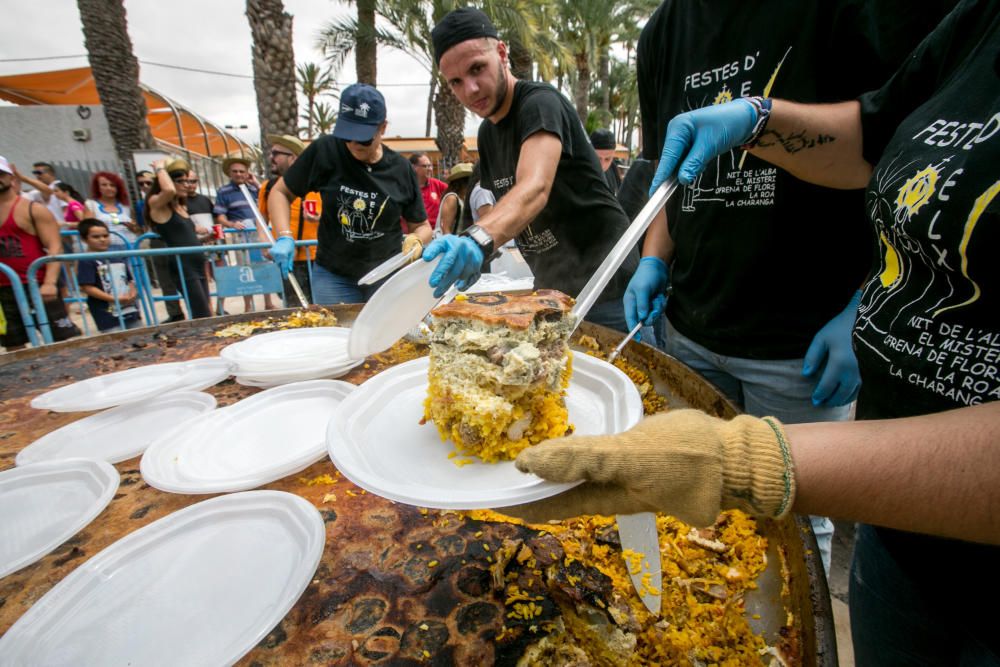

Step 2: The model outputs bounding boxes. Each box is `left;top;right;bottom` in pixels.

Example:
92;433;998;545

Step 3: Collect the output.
895;165;939;222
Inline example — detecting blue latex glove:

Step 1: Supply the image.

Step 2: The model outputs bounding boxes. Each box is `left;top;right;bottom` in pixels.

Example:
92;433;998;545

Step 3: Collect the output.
423;235;484;298
624;257;669;341
803;290;863;407
270;236;295;275
650;99;758;194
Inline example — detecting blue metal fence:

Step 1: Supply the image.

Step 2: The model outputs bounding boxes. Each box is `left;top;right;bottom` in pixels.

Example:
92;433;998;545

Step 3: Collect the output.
0;239;318;347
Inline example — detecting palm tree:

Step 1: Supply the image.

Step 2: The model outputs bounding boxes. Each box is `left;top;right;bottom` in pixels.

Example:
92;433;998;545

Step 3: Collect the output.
316;1;406;85
376;0;566;167
297;62;339;139
557;0;657;125
246;0;299;149
76;0;155;161
311;101;338;136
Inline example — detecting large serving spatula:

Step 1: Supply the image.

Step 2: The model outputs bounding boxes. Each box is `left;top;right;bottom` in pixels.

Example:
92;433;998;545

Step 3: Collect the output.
569;178;678;615
570;178;677;324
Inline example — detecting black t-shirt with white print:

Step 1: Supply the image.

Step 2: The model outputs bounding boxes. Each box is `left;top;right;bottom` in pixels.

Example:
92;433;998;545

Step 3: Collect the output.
477;80;638;302
857;0;999;416
855;0;999;651
638;0;956;358
283;135;426;280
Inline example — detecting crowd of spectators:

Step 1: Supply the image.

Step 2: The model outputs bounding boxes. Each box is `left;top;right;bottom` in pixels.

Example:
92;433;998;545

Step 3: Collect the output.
0;149;477;350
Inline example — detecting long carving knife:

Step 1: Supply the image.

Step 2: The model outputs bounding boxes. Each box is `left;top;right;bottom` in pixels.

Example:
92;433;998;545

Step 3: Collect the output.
617;511;662;615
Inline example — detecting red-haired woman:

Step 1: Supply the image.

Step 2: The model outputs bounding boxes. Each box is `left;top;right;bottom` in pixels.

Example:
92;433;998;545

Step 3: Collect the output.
86;171;139;248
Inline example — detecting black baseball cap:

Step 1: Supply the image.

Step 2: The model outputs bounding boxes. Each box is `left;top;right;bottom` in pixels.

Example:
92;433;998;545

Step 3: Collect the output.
334;84;387;143
589;128;616;150
432;8;499;65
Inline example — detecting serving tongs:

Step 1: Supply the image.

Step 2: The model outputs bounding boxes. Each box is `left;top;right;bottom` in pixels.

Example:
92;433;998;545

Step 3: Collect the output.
570;178;679;616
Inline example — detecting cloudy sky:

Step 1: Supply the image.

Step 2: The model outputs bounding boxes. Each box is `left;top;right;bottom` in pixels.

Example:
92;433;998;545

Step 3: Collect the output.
1;0;477;144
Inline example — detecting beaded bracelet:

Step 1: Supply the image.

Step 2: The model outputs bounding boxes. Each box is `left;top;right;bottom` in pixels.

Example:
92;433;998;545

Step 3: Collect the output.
739;96;772;150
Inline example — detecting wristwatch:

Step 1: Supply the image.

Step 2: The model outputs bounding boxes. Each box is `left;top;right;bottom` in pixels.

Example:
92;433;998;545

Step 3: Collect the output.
461;224;499;272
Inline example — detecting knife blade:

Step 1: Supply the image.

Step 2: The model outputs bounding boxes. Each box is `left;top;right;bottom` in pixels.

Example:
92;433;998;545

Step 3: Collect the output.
617;511;662;615
358;248;419;286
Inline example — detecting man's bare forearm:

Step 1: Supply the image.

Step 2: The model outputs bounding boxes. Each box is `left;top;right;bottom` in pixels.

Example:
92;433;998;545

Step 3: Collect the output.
639;198;674;262
476;132;561;245
750;100;872;190
787;402;1000;544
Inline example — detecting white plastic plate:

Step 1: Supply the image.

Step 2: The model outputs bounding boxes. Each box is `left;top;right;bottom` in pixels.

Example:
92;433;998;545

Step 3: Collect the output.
141;380;355;494
327;354;643;509
348;255;453;360
0;491;325;666
30;362;192;413
0;459;119;580
221;327;351;369
173;356;234;392
234;358;363;388
16;392;217;466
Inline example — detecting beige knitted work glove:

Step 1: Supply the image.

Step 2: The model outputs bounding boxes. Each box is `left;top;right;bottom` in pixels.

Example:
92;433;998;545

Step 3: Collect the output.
505;409;796;527
402;234;423;262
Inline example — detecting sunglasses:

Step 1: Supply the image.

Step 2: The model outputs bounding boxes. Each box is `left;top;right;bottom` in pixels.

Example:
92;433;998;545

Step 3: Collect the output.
137;181;153;186
32;170;44;175
270;150;295;158
350;138;374;147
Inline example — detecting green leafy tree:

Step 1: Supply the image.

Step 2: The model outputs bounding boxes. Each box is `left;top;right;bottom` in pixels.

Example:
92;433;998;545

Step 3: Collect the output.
311;101;338;136
297;62;339;139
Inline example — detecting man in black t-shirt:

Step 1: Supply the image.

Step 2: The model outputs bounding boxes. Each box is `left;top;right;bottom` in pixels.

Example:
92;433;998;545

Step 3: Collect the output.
629;0;956;571
422;8;638;333
589;128;623;195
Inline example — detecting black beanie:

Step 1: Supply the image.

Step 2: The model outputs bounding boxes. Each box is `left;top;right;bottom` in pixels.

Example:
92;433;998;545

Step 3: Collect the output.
589;128;616;150
432;8;499;65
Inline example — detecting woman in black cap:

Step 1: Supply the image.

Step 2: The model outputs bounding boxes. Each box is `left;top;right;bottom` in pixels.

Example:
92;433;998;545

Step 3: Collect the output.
266;83;431;304
145;158;212;319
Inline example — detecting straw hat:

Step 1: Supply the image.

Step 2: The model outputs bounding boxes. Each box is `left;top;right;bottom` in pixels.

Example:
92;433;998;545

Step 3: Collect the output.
164;157;192;175
222;156;253;173
447;162;474;183
266;134;306;156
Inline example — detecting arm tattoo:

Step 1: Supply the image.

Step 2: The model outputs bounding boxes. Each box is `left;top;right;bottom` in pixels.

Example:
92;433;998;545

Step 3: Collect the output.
756;128;836;154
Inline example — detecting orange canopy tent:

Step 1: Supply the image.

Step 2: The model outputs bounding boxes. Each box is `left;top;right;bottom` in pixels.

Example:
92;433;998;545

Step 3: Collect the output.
0;67;254;159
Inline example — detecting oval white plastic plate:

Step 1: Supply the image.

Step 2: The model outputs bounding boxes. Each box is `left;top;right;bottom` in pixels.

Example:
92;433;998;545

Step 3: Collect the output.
0;458;119;580
348;255;454;361
16;392;217;466
220;327;351;369
0;490;325;666
174;356;234;392
30;363;192;412
29;357;232;413
141;379;355;494
327;353;643;509
233;358;362;388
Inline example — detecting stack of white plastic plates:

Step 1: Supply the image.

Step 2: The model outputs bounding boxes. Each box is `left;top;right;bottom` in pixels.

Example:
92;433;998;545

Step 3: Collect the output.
327;354;643;509
0;459;119;579
29;357;233;413
221;327;361;387
141;380;354;494
16;392;217;466
0;491;324;665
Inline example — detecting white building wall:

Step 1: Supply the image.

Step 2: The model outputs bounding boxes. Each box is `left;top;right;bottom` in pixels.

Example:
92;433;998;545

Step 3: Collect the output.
0;105;118;168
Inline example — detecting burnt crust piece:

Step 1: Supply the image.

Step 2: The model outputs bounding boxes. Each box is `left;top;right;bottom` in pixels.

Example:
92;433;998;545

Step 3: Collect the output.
430;290;575;330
